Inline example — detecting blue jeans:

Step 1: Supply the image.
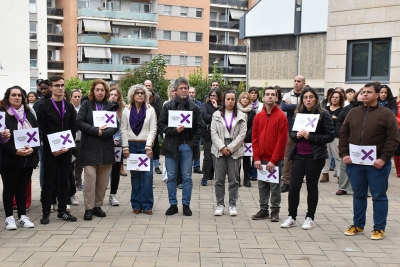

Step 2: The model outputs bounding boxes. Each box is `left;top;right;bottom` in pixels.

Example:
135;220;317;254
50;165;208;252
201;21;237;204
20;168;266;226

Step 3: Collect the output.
165;144;193;206
193;139;201;170
129;142;154;212
346;161;391;230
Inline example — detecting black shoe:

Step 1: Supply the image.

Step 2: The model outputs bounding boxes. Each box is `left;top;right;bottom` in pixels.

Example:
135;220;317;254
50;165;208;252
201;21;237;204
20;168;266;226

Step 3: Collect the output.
193;169;203;174
155;167;162;174
244;180;252;187
183;205;192;216
92;207;106;217
252;210;269;220
201;179;207;186
57;211;77;222
84;209;92;221
251;177;257;181
165;205;178;216
40;212;50;224
281;184;290;193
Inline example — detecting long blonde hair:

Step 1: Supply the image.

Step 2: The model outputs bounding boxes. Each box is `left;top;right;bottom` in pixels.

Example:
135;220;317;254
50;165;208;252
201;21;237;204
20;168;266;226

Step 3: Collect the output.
110;88;125;118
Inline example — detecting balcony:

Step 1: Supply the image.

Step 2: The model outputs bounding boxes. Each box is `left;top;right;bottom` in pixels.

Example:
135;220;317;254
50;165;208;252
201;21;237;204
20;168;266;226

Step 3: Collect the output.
78;8;158;23
78;35;158;48
48;61;64;70
78;63;141;72
47;8;63;16
47;34;64;43
208;66;246;75
210;0;248;7
210;20;239;30
209;43;246;53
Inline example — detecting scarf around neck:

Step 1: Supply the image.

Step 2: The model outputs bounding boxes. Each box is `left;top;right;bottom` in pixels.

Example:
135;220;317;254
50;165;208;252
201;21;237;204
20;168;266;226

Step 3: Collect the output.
129;103;147;136
7;105;32;130
237;102;252;113
174;95;189;111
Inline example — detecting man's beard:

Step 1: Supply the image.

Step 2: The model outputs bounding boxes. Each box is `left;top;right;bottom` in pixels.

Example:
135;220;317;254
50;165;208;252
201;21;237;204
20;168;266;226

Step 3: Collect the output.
189;96;194;101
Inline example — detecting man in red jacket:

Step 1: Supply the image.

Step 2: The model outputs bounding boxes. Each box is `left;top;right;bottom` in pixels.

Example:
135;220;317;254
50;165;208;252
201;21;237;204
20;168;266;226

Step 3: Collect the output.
251;87;288;222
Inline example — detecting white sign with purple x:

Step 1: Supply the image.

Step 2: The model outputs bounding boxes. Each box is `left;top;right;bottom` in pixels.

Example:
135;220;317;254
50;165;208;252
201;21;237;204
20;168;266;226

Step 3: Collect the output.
292;114;320;132
257;165;280;184
114;147;122;162
47;130;76;152
13;127;40;149
349;144;376;166
243;143;253;156
127;154;151;171
0;112;5;131
93;111;117;128
168;110;193;128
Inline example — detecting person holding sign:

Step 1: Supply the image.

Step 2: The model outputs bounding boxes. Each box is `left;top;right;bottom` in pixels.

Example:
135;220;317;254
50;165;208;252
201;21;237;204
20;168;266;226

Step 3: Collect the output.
251;88;288;222
120;84;157;215
211;90;247;216
77;79;118;221
281;88;334;230
0;86;38;230
339;82;400;240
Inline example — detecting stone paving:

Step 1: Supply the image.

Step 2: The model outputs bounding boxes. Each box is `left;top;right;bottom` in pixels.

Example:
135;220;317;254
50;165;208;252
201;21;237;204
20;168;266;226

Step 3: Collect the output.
0;161;400;266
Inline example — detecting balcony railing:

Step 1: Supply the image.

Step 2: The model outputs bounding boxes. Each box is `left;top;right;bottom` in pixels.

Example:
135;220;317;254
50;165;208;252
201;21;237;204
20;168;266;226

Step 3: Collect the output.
78;63;141;72
210;0;248;7
78;35;158;48
48;61;64;70
209;43;246;52
78;8;158;22
47;8;63;16
210;20;239;29
208;66;246;75
47;34;64;43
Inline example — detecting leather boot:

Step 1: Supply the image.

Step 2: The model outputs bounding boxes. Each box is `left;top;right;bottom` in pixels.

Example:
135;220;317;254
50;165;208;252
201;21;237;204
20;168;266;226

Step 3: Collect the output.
394;156;400;177
320;173;329;183
244;175;251;187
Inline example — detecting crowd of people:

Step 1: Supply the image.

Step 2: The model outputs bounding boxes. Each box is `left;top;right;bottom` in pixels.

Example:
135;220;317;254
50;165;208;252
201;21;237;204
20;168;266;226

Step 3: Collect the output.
1;75;399;241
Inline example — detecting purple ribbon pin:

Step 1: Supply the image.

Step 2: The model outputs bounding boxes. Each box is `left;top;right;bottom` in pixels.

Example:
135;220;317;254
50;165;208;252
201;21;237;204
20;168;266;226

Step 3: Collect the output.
27;131;38;143
267;169;277;179
105;114;115;124
305;117;317;128
60;133;72;145
138;157;149;167
115;150;120;159
361;149;374;161
180;113;191;124
244;144;252;153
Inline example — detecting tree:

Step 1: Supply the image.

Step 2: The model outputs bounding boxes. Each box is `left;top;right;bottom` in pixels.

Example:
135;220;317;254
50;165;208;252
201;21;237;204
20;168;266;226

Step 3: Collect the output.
64;77;93;96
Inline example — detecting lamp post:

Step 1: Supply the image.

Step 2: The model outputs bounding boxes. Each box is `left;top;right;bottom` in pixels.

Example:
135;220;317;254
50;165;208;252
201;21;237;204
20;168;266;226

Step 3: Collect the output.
180;51;186;78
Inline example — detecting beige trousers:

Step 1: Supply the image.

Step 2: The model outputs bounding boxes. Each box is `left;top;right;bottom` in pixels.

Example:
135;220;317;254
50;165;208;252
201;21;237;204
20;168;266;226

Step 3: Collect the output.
83;165;112;210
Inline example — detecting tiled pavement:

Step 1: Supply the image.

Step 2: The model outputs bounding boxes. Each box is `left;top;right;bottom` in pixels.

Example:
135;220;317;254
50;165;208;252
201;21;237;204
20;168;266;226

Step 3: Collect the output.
0;162;400;266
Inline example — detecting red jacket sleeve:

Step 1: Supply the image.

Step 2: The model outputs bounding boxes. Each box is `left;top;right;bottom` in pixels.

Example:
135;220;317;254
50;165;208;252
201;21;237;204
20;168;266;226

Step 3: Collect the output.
270;114;288;165
252;114;260;161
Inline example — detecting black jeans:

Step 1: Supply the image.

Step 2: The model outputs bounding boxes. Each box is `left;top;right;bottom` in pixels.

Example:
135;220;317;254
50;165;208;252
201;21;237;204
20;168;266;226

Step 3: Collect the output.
288;153;325;220
1;166;33;218
110;160;122;194
242;156;251;177
202;137;213;180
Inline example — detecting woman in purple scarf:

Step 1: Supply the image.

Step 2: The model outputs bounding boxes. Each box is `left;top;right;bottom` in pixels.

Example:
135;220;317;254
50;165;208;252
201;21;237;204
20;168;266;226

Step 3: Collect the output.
121;84;157;215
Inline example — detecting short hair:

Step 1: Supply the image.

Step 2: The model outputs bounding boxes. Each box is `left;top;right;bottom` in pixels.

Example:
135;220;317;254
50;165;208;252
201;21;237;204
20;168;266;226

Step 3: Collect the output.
39;79;49;86
48;75;64;86
248;87;258;94
364;82;381;94
88;79;110;103
173;77;189;90
70;89;82;98
189;87;196;92
36;78;43;85
210;80;219;85
345;88;355;94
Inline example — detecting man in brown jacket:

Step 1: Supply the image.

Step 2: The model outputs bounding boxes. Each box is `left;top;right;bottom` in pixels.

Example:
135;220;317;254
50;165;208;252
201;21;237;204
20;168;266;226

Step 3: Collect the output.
339;82;400;240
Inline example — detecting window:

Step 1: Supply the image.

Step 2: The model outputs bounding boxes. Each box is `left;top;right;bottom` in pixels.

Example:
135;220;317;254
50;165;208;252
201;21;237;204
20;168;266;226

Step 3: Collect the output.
141;29;151;39
163;5;171;15
250;36;296;51
163;31;171;40
47;0;52;7
180;32;188;41
30;50;38;68
29;0;37;13
196;8;203;18
30;22;37;39
131;3;151;13
30;78;37;92
77;1;89;8
195;57;202;66
195;33;202;42
346;39;391;82
180;7;188;16
163;55;171;65
141;54;151;63
180;56;186;66
229;37;235;45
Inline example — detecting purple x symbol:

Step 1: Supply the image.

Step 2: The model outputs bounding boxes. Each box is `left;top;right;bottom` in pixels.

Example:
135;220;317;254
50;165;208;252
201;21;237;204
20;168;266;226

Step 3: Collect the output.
27;131;38;143
305;117;316;128
115;150;120;159
105;114;115;124
267;169;277;179
180;113;191;124
244;144;252;153
361;149;374;161
0;114;2;128
138;157;148;167
60;133;72;145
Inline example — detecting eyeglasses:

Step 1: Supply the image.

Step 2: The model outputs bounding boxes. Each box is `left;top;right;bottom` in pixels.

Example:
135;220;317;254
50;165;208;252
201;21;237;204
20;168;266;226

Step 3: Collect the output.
52;84;65;88
135;91;145;95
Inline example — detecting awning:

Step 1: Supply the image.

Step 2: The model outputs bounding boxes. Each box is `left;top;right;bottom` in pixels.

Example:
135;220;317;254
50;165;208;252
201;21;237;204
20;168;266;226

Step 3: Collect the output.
84;73;111;79
83;47;111;59
83;19;111;33
228;55;246;65
111;21;154;27
229;9;245;20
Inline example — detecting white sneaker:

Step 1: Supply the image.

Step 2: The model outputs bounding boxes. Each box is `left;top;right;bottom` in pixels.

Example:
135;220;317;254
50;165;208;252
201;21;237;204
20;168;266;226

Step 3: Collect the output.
70;196;79;206
50;204;56;213
229;206;238;216
109;194;120;206
214;205;224;216
302;217;315;230
17;215;34;228
66;205;71;212
280;216;297;228
5;216;17;230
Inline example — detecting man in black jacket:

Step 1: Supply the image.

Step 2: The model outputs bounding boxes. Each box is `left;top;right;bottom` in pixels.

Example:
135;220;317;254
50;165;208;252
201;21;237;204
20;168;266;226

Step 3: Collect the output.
158;77;203;216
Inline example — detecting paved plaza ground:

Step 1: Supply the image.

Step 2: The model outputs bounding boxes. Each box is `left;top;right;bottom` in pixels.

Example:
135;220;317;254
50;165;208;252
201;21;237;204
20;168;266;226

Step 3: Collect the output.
0;161;400;267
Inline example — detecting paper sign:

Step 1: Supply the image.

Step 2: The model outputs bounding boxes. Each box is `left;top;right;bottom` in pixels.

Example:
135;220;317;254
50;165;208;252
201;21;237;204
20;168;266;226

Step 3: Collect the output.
349;144;376;166
114;147;122;162
257;165;279;184
168;110;193;128
0;112;5;131
292;114;320;132
127;154;151;171
93;111;117;128
13;127;40;149
243;143;253;156
47;130;76;152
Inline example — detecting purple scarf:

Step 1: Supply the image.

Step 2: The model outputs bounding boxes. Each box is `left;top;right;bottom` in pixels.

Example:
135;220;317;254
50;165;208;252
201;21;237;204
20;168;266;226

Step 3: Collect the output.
129;103;146;136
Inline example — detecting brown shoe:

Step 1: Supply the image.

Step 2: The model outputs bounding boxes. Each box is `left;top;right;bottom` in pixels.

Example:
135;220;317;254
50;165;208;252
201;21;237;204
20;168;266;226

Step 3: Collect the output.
133;209;141;214
145;210;153;215
120;170;127;176
320;173;329;183
336;190;347;195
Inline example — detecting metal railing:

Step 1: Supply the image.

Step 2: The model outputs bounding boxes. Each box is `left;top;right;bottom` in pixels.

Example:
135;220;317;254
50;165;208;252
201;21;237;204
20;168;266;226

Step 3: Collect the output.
47;34;64;43
208;66;246;75
47;8;63;16
210;0;248;7
48;61;64;70
209;43;246;52
209;20;239;29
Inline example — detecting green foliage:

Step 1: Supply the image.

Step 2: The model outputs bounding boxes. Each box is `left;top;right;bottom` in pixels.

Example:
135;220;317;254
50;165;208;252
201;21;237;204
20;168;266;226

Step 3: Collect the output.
64;77;94;96
188;67;211;102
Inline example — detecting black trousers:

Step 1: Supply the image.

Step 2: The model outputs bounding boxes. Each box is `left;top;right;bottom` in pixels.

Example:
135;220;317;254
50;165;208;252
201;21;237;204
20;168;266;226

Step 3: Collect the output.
242;156;251;177
1;166;33;218
41;148;72;213
110;160;122;194
288;153;325;220
153;135;160;163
